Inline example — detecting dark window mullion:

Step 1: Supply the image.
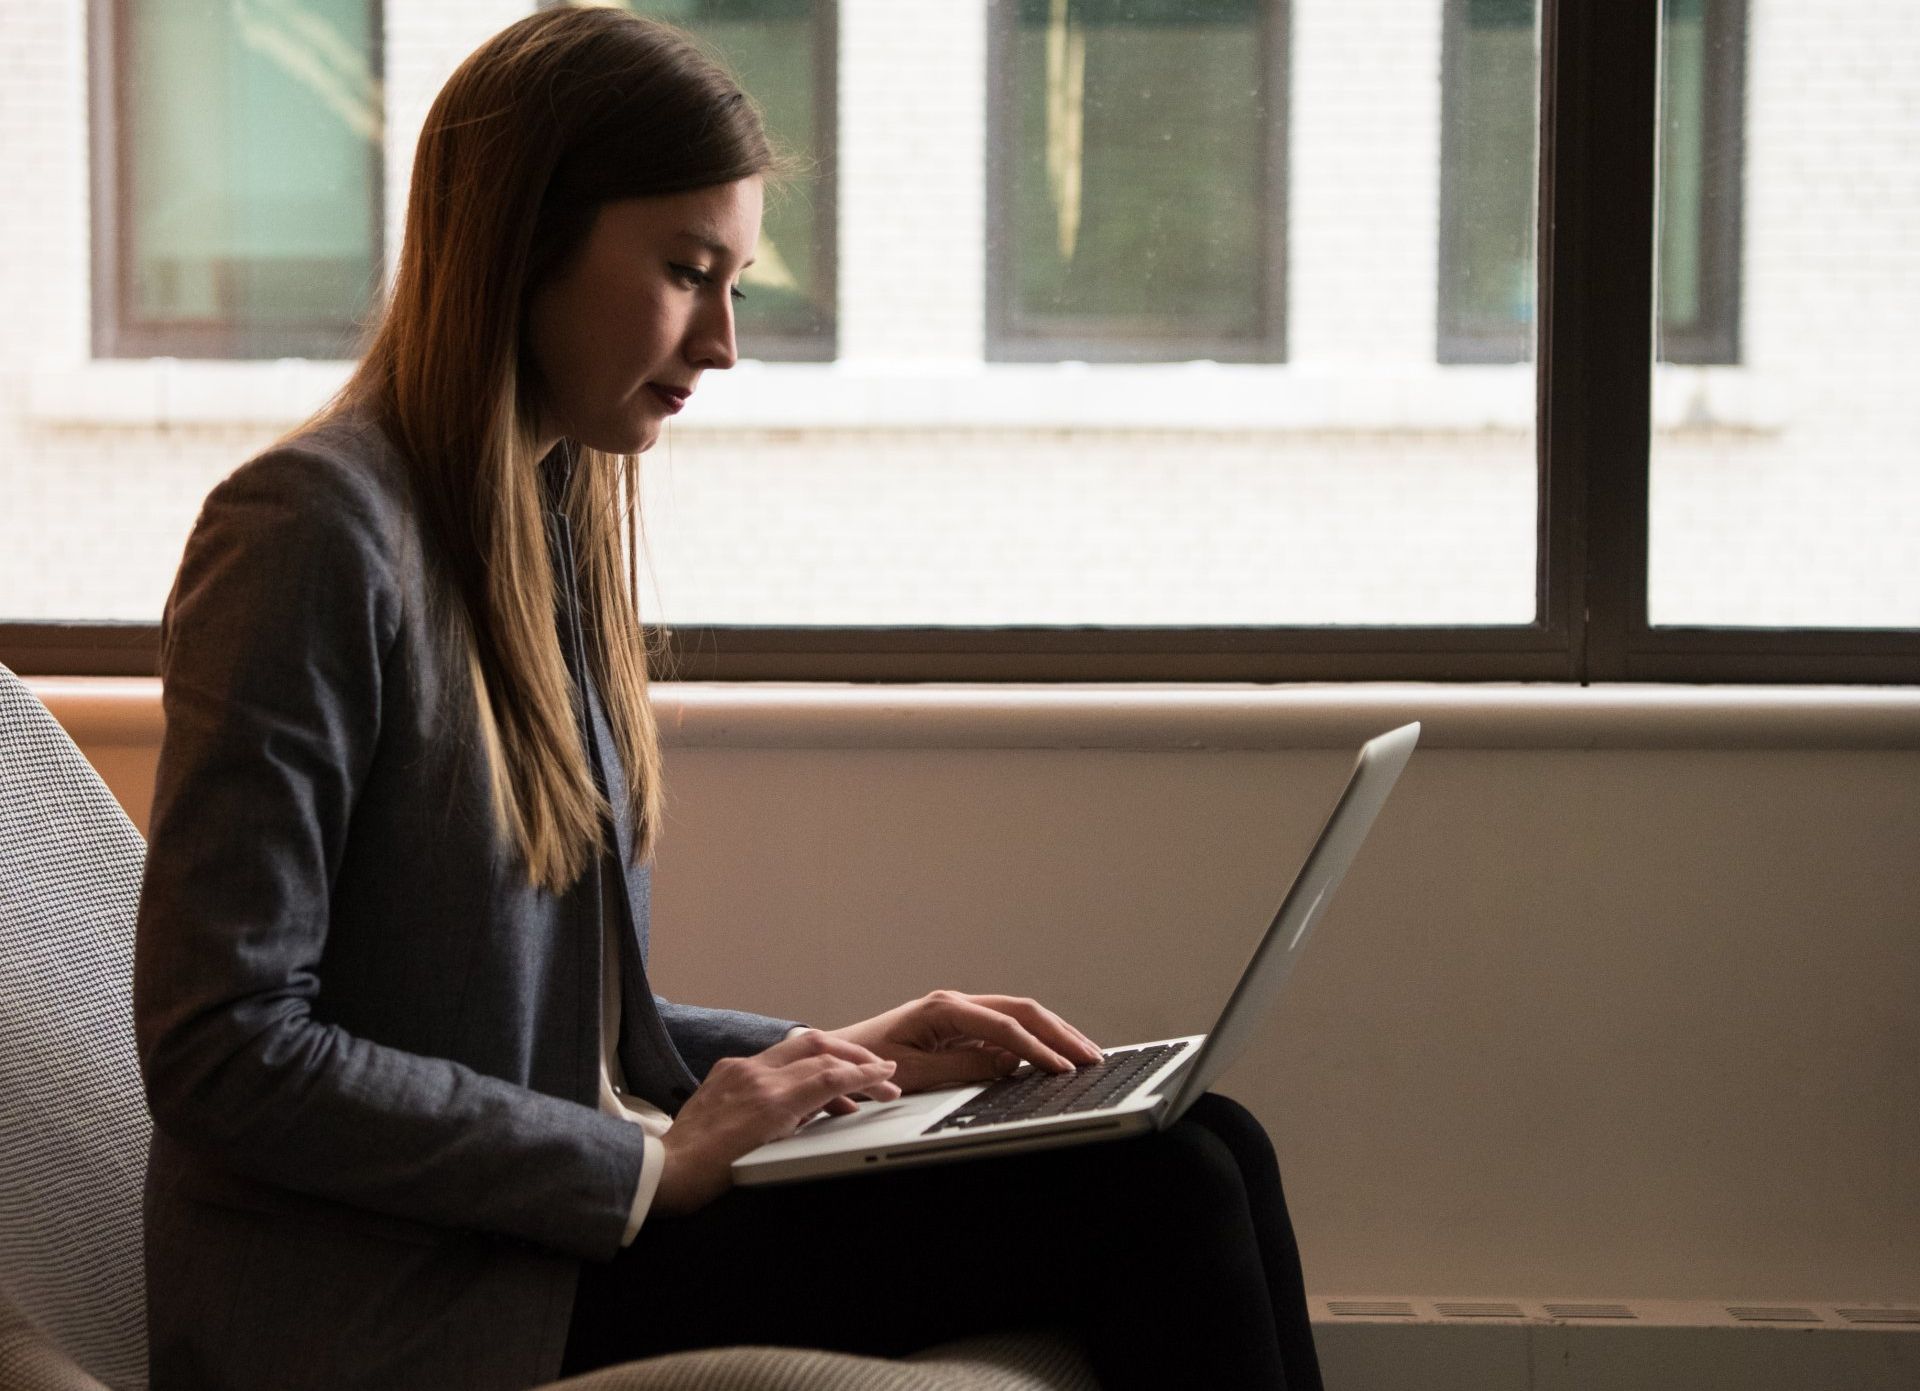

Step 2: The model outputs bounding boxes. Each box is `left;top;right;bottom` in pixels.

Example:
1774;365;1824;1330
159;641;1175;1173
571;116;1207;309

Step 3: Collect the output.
1541;0;1659;683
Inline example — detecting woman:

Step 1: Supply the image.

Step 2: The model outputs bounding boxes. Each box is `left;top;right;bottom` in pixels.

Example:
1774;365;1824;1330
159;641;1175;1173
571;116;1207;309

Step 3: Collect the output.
134;9;1323;1390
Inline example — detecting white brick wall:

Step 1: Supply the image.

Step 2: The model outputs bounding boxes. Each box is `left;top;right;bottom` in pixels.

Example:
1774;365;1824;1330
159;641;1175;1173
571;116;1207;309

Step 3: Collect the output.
837;0;987;363
0;0;1913;629
382;0;537;268
1289;0;1445;366
0;0;89;374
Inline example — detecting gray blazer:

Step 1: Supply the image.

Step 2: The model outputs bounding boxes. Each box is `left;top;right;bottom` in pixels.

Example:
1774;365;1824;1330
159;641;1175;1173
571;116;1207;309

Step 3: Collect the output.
134;411;800;1391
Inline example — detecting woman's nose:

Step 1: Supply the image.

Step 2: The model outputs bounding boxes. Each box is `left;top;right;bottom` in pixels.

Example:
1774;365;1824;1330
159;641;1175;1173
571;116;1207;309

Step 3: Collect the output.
689;297;739;371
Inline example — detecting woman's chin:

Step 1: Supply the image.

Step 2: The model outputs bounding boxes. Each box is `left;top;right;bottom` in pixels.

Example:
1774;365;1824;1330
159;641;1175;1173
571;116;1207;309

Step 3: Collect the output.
574;419;662;456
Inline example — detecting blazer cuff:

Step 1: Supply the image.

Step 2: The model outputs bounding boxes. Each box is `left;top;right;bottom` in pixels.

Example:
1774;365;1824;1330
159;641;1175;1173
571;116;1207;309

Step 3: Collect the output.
621;1029;814;1243
620;1129;667;1247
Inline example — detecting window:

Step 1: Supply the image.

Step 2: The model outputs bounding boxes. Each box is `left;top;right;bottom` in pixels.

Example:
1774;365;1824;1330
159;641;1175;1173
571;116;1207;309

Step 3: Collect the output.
1438;0;1745;365
548;0;839;361
985;0;1287;362
5;0;1915;682
91;0;385;359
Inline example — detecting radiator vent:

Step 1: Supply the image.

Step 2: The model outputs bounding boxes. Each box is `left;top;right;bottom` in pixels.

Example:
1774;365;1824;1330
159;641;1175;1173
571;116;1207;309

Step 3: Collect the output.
1543;1303;1637;1320
1327;1300;1418;1318
1434;1301;1526;1319
1726;1306;1822;1323
1834;1307;1920;1325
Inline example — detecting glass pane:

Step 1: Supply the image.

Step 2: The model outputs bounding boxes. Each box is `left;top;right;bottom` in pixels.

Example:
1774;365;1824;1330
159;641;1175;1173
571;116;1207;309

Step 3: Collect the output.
1438;0;1537;361
1660;0;1709;335
1648;0;1919;627
999;0;1270;352
125;0;381;356
615;0;833;352
1655;0;1739;363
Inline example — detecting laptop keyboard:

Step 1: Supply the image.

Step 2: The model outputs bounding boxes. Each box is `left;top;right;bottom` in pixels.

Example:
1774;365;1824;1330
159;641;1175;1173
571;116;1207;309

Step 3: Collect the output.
922;1041;1190;1135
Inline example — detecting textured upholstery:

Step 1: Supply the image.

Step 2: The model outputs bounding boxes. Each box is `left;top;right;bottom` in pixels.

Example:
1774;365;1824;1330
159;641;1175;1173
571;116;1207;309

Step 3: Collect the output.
0;666;151;1390
0;664;1097;1391
547;1333;1101;1391
0;1288;110;1391
0;1280;1097;1391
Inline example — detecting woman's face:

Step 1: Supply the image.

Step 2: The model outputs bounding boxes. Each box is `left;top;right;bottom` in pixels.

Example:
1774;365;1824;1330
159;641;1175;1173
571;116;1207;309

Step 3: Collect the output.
526;176;763;455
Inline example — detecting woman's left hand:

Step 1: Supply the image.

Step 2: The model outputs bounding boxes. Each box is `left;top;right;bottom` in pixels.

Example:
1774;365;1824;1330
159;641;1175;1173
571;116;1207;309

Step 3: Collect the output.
811;989;1105;1107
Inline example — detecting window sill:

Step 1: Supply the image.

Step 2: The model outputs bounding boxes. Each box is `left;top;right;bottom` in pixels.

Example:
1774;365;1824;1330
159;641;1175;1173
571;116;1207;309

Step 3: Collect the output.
32;679;1920;752
23;360;1784;435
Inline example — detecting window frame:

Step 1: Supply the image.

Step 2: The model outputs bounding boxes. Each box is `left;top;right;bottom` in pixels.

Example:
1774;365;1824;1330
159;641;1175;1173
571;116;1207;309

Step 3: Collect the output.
983;0;1290;365
87;0;388;361
9;0;1917;685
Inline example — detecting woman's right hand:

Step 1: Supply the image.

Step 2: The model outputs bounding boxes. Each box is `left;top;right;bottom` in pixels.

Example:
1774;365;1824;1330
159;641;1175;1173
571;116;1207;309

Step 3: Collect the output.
653;1029;901;1214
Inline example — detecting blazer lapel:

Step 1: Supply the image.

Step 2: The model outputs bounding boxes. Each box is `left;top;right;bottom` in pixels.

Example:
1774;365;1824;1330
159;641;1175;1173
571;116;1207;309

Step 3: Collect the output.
543;450;700;1113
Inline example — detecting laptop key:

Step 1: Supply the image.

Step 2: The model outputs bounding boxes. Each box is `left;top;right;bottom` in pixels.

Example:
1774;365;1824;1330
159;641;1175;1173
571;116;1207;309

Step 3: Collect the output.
924;1041;1188;1135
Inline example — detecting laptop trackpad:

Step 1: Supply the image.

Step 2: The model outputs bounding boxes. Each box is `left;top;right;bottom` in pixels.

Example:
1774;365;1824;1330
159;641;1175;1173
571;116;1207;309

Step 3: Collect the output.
793;1090;960;1136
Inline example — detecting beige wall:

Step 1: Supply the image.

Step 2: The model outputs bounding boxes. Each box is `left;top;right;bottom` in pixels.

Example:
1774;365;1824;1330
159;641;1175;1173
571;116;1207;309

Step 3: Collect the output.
42;680;1920;1306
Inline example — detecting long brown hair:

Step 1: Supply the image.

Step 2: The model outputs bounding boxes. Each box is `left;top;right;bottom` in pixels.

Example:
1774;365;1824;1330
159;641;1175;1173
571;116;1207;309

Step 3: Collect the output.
321;7;773;890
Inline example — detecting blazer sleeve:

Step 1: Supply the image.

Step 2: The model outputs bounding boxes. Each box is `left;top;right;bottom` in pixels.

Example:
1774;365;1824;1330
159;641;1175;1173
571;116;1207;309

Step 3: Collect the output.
653;997;803;1080
134;446;647;1263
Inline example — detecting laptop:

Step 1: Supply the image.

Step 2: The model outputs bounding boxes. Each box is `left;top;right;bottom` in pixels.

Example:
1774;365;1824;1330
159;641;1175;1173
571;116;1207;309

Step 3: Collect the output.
731;720;1420;1187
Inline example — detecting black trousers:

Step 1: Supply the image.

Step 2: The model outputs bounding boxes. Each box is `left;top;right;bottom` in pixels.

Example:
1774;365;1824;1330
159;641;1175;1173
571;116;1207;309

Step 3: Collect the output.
562;1092;1323;1391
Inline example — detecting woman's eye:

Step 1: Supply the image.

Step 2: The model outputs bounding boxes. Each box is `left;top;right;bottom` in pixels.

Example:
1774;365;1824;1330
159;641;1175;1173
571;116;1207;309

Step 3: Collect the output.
730;286;745;303
671;263;743;301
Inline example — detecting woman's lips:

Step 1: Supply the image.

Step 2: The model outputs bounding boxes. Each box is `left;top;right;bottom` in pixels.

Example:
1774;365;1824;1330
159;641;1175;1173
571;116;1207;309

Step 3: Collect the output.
647;383;688;414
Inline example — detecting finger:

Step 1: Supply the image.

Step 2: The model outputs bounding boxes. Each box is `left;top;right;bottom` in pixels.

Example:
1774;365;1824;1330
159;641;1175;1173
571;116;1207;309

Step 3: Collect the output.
930;996;1078;1073
908;1040;1026;1088
960;995;1100;1068
794;1097;858;1128
969;994;1104;1065
784;1056;901;1118
767;1027;890;1069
